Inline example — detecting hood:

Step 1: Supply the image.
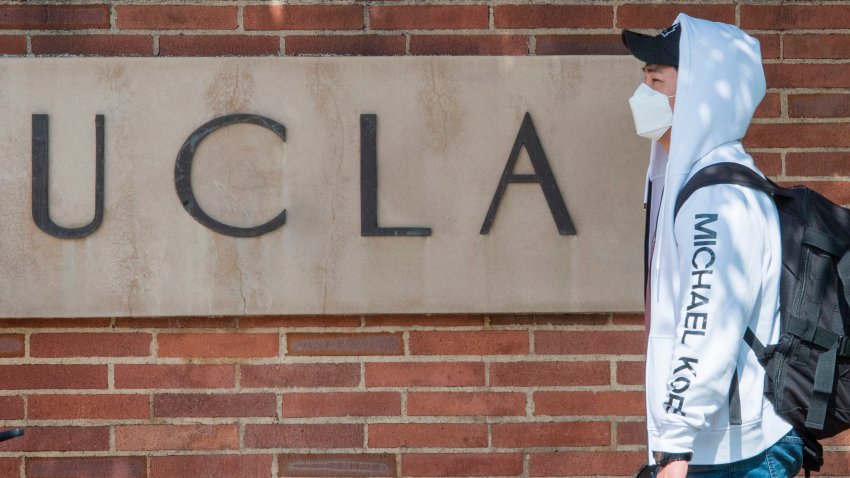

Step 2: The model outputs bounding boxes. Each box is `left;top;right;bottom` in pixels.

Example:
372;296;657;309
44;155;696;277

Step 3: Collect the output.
648;13;766;296
664;13;765;177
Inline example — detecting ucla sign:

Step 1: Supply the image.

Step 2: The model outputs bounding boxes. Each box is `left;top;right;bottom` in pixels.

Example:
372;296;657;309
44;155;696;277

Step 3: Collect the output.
0;57;644;317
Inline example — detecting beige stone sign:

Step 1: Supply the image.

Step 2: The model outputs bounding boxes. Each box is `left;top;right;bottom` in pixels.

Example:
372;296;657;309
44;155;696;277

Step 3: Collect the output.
0;57;647;317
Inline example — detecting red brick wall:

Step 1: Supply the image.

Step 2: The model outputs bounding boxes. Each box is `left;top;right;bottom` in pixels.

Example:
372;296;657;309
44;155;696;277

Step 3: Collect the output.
0;2;849;478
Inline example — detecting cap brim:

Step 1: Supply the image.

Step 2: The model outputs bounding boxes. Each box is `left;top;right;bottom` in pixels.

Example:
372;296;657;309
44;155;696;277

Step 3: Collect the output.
622;30;678;66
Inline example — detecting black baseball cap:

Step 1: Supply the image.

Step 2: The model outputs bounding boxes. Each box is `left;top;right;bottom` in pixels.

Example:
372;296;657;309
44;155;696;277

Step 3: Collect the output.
622;23;680;67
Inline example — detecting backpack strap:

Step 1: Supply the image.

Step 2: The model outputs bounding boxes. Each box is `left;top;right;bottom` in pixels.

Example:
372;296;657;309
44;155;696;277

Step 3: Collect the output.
785;320;850;358
804;227;847;258
802;435;824;476
674;162;787;219
743;328;764;356
727;368;743;425
840;251;850;315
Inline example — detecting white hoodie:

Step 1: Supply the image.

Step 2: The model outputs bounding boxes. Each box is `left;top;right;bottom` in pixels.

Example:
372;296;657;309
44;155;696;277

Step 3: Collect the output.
644;14;792;464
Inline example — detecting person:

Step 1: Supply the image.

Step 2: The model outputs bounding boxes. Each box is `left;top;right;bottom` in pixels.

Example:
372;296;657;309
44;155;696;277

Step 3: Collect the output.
622;14;804;478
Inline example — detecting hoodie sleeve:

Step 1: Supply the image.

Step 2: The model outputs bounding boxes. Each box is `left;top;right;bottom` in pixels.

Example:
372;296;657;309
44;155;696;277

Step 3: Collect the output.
653;184;767;453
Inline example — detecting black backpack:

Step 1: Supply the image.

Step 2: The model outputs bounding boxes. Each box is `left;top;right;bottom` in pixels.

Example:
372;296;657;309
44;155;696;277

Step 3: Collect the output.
674;162;850;475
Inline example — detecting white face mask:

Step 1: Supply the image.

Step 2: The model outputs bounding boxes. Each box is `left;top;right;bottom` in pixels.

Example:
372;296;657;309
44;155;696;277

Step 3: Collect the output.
629;83;674;141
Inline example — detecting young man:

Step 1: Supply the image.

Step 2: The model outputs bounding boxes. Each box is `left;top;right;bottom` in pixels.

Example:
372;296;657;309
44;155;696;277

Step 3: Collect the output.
622;14;804;478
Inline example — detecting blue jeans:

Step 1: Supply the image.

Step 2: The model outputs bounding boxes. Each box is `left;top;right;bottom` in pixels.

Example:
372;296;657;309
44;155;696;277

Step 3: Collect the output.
654;429;804;478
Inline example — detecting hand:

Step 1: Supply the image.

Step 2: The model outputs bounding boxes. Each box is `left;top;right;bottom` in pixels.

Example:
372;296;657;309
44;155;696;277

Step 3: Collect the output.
656;460;688;478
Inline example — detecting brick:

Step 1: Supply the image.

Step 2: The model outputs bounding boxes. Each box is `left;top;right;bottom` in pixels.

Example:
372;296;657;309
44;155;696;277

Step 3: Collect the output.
369;423;488;448
492;422;610;447
410;35;528;56
754;92;781;119
371;6;488;30
742;5;850;30
0;5;109;30
753;34;780;60
530;451;646;476
31;332;151;357
407;392;525;417
495;5;612;29
282;392;400;417
242;363;360;388
278;453;396;478
535;330;644;355
154;393;275;418
402;453;523;477
241;315;360;328
365;362;484;387
286;35;405;56
789;94;850;119
28;394;149;420
753;153;782;178
0;365;106;390
0;35;25;55
159;36;280;57
116;316;238;328
0;396;23;419
534;391;645;416
409;331;528;355
745;123;850;149
0;334;22;357
777;181;850;206
118;6;236;30
0;459;18;478
490;361;609;387
536;35;627;55
785;34;850;59
33;35;152;56
3;426;109;452
765;64;850;89
245;424;363;449
489;313;608;326
617;421;647;446
617;4;735;29
820;449;850;475
365;314;484;327
114;364;235;389
616;361;645;386
245;6;363;31
787;153;850;178
28;457;146;478
612;313;643;325
151;455;272;478
116;425;239;451
287;333;402;356
0;318;110;328
158;333;278;358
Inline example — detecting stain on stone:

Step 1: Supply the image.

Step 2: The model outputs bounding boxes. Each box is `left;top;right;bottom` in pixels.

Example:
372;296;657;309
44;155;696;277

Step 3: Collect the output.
307;62;349;314
205;65;255;116
418;60;465;153
554;59;585;92
207;236;245;314
309;62;343;121
109;181;155;317
98;64;129;93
